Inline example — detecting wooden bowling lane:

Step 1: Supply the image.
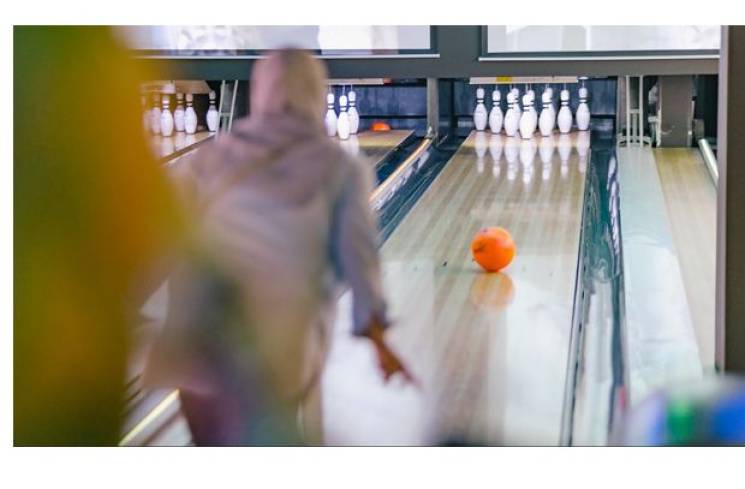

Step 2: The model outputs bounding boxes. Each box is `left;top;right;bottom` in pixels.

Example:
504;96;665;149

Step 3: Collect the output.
148;130;214;162
337;130;414;165
320;130;588;445
654;148;716;369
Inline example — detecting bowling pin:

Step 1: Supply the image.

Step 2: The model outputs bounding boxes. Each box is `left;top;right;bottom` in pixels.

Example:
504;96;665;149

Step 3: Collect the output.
337;94;351;140
324;92;337;138
160;95;174;137
489;89;503;134
538;91;555;137
184;93;198;135
546;87;556;130
150;93;161;135
174;92;185;132
473;87;488;131
206;90;219;133
557;89;573;134
512;87;522;119
519;94;537;140
348;90;360;135
504;92;519;137
576;86;591;131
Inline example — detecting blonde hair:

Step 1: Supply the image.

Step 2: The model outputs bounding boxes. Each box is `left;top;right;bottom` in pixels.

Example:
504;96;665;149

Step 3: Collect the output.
250;48;328;128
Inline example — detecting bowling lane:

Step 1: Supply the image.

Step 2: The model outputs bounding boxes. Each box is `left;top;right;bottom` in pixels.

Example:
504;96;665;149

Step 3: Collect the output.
338;129;413;166
654;148;716;370
320;130;588;445
617;147;716;407
148;131;214;162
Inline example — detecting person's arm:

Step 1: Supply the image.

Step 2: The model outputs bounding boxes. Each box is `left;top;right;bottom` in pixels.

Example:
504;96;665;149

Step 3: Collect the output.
331;159;416;384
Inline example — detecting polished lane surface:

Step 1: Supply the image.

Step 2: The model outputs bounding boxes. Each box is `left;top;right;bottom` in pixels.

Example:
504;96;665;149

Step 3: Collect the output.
338;129;413;167
618;147;705;407
321;130;588;445
654;148;716;370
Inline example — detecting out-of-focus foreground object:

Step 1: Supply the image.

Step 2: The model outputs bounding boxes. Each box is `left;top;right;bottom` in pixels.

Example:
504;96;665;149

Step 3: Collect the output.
615;376;745;446
14;26;184;445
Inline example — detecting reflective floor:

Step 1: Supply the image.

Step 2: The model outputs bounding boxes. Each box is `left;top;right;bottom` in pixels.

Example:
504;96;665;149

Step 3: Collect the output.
320;131;588;445
338;129;413;163
618;146;716;407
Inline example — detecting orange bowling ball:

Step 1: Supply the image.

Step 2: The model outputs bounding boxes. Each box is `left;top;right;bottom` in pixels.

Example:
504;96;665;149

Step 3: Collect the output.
371;121;391;132
471;227;516;272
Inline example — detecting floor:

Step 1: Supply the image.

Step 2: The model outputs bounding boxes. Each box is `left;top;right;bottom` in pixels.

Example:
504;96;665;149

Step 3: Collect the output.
320;131;587;445
617;146;716;408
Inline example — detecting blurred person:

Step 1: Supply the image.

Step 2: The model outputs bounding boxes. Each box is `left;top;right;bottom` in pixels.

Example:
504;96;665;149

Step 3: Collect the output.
14;27;185;445
143;49;414;445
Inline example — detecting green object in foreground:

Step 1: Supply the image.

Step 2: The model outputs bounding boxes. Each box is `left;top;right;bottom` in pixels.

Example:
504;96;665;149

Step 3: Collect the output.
667;398;698;445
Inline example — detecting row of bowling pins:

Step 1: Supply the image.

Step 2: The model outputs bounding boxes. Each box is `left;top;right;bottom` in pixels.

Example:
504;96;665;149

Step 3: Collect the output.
473;131;590;182
143;91;219;137
324;90;360;140
473;86;590;138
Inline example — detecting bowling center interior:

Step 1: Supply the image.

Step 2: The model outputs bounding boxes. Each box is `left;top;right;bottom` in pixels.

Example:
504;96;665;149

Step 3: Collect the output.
12;18;745;467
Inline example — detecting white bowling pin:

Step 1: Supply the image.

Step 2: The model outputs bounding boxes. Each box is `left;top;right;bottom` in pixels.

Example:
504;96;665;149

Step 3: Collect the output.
519;94;537;139
473;87;488;131
557;89;573;134
489;89;503;134
576;86;591;131
539;91;555;137
184;93;197;135
160;95;174;137
348;90;360;134
174;92;185;132
337;94;351;140
206;90;219;133
546;87;556;130
512;88;522;119
504;92;519;137
324;92;337;138
150;93;161;135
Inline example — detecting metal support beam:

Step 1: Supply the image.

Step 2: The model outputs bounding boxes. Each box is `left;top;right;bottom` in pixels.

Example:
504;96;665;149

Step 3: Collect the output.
716;26;745;373
426;77;439;140
658;75;694;147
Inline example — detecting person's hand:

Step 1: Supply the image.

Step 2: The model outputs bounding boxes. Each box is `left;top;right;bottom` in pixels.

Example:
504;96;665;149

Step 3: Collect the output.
364;315;419;387
372;339;418;386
